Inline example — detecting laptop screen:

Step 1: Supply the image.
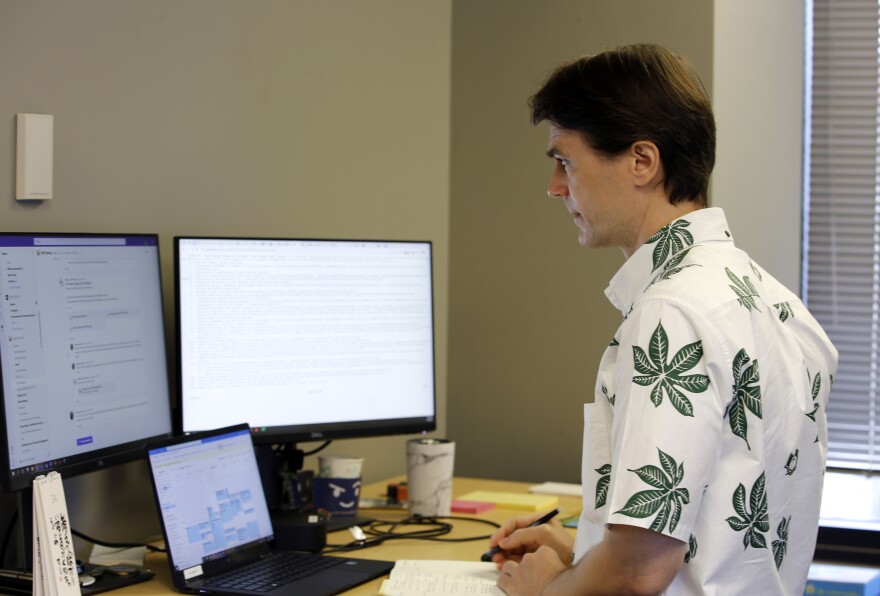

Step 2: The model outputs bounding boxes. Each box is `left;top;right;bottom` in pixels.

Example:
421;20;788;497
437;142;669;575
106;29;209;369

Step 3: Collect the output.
147;427;273;573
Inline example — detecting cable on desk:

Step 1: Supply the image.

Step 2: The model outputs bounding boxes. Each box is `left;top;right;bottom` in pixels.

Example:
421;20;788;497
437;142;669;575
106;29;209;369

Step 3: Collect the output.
323;515;501;553
70;528;167;553
0;508;166;570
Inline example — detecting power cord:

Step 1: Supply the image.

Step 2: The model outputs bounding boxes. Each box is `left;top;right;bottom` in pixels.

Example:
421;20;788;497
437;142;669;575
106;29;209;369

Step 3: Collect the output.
1;511;165;575
323;515;500;553
302;441;332;457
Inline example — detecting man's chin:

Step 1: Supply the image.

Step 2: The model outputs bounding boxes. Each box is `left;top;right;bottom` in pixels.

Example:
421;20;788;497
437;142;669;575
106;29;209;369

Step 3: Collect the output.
578;231;594;247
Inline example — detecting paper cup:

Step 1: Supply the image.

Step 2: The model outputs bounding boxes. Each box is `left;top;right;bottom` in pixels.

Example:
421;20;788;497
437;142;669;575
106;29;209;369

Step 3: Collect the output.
318;455;364;479
407;438;455;517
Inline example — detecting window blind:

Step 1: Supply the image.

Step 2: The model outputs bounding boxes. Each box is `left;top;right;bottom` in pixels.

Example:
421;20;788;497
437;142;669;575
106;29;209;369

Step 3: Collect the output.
806;0;879;471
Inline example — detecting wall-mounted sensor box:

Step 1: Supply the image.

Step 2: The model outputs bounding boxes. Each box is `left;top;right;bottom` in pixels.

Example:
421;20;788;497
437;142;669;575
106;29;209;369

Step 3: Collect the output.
16;113;54;200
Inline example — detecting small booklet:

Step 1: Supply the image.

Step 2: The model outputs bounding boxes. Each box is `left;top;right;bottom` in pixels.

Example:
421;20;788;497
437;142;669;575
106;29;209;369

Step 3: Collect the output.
378;560;503;595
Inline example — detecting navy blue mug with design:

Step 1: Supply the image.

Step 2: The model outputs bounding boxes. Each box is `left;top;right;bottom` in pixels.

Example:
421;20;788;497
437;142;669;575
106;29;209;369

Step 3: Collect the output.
313;477;361;518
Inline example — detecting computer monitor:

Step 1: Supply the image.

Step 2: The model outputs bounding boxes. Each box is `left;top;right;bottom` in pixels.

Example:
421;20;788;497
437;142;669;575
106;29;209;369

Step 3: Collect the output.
174;237;436;453
0;233;173;591
0;233;173;493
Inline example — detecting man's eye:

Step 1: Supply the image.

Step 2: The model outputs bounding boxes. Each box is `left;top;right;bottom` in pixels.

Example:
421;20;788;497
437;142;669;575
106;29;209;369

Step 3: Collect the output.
558;158;569;168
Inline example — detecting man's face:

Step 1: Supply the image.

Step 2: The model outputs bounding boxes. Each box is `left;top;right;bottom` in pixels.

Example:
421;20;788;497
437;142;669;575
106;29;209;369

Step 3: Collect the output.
545;125;638;251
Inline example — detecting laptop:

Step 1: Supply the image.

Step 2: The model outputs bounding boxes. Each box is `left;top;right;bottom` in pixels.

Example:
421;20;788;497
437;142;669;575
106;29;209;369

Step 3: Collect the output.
145;424;393;595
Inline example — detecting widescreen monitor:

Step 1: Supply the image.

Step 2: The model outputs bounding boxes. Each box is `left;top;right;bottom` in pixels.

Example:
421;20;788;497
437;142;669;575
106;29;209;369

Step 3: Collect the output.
174;237;436;446
0;233;173;493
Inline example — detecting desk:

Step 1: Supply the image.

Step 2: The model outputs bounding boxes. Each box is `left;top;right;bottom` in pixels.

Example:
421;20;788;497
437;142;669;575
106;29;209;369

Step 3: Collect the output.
110;476;582;595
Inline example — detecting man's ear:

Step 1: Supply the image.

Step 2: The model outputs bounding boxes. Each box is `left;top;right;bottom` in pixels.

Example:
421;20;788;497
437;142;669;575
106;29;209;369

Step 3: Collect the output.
630;140;663;188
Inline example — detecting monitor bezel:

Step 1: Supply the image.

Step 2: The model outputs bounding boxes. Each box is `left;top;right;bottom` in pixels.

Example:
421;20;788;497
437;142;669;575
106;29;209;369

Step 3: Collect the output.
0;232;174;493
173;235;437;446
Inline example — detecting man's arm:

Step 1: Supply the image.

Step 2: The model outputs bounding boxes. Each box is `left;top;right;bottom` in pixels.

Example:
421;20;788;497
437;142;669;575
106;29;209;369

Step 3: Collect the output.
498;523;686;596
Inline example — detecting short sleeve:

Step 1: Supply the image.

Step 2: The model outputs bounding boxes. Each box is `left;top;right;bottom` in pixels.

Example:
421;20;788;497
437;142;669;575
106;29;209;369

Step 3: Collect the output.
601;298;726;543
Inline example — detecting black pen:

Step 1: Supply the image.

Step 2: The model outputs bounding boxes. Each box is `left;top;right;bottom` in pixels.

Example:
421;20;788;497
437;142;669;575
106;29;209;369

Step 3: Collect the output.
480;507;562;562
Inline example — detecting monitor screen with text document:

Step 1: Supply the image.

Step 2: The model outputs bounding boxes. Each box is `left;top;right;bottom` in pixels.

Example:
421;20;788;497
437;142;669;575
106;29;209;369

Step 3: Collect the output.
174;237;436;446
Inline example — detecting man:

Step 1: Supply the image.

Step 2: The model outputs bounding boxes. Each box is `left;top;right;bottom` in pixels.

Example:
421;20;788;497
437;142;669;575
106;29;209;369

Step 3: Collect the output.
489;44;837;595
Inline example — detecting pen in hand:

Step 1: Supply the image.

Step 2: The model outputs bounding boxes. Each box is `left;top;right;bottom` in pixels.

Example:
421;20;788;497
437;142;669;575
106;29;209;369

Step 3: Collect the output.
480;507;562;562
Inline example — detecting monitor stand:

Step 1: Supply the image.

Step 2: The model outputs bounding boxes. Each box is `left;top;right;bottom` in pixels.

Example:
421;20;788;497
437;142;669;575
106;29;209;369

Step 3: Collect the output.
255;444;374;534
0;564;154;596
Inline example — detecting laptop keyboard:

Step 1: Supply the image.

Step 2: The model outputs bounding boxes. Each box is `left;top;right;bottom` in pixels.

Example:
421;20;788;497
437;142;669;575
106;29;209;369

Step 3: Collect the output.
203;552;345;592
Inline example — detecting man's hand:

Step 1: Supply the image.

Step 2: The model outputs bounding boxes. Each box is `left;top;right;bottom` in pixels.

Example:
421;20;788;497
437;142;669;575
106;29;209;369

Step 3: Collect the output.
496;523;687;595
488;512;575;567
497;545;567;595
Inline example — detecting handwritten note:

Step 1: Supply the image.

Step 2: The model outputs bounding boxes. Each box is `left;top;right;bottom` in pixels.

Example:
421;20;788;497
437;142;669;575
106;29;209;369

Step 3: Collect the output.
379;560;503;596
33;472;81;596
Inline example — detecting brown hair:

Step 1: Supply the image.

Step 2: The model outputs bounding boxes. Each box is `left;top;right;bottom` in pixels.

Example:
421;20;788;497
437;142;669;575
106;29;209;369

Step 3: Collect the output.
530;44;715;206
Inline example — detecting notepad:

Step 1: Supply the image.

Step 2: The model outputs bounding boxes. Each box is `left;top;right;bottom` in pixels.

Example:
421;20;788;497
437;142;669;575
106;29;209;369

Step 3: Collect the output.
455;490;559;511
378;560;503;596
528;481;583;497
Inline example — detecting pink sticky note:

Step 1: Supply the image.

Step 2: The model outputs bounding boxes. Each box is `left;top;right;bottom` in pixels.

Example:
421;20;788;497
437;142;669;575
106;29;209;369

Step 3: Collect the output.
451;500;496;514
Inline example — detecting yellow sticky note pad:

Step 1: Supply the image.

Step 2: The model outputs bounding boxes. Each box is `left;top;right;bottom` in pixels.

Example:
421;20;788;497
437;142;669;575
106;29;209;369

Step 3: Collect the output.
456;490;559;511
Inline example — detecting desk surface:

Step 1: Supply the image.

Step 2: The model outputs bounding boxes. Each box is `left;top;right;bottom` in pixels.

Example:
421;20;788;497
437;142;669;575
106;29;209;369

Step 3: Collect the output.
110;476;582;595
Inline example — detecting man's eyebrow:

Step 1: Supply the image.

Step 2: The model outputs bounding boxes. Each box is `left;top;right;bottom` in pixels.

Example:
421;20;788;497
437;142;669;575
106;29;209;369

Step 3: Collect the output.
546;147;563;159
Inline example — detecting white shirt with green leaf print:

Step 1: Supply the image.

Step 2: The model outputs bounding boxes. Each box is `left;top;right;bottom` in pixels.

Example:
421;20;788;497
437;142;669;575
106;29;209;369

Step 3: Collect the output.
573;208;837;595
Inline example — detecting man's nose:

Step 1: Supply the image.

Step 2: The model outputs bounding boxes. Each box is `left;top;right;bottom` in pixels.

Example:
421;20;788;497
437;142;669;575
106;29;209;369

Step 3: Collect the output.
547;174;568;199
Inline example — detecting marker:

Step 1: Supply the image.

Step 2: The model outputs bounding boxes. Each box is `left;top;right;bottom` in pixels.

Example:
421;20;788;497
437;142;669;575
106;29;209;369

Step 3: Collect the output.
480;507;562;562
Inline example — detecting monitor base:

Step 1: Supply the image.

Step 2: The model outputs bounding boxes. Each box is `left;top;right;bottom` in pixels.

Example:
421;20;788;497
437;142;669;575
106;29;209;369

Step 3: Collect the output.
0;562;154;596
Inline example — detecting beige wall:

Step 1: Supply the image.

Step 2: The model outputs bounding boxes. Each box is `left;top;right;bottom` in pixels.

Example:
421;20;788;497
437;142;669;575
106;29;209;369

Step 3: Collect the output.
447;0;714;484
712;0;805;292
446;0;806;485
0;0;451;554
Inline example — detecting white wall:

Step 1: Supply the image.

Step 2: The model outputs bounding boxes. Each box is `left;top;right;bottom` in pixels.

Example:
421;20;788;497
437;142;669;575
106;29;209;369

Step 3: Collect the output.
712;0;805;291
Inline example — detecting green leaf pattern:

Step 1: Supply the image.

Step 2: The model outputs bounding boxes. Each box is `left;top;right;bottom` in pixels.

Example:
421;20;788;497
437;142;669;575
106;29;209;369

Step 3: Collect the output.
601;384;615;406
632;321;710;417
784;450;798;476
684;534;698;563
725;349;762;450
611;216;821;575
772;516;790;569
806;370;821;422
725;472;769;549
649;247;702;287
773;302;794;323
749;261;763;282
615;449;690;534
726;268;761;312
646;220;695;271
595;464;612;508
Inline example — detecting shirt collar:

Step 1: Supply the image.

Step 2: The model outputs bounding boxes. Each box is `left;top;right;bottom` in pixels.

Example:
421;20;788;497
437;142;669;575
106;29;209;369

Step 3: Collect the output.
604;207;733;314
